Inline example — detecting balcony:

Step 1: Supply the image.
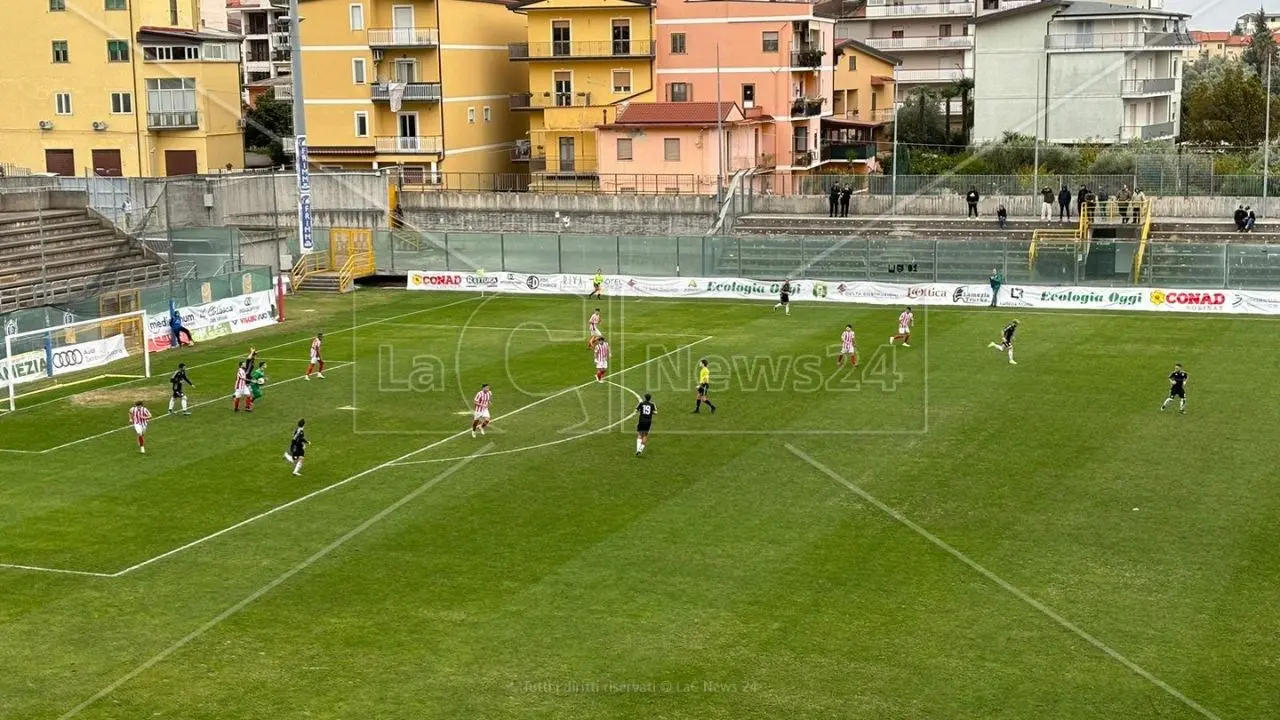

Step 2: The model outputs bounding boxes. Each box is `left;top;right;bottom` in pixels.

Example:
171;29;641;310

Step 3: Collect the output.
894;67;972;83
870;107;897;123
509;91;594;110
790;97;825;117
511;142;531;162
529;155;598;176
147;111;199;129
375;136;444;154
1120;120;1176;141
821;143;878;162
1120;77;1177;96
367;27;440;48
865;35;974;51
272;48;291;62
370;82;442;103
865;1;975;18
790;46;826;68
792;150;815;167
1046;31;1195;52
508;40;655;61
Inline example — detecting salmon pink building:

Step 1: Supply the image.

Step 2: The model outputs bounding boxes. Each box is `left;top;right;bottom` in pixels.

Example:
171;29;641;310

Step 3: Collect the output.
652;0;836;191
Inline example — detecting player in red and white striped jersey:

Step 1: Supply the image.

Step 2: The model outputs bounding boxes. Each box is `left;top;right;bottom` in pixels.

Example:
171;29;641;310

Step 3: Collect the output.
587;309;602;347
233;364;254;412
593;337;611;382
130;401;152;453
889;307;914;347
838;325;858;367
305;333;325;379
471;384;492;437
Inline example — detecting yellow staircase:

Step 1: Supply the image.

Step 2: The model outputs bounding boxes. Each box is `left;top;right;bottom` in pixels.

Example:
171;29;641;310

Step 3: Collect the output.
1029;206;1090;269
290;228;377;293
1131;199;1154;283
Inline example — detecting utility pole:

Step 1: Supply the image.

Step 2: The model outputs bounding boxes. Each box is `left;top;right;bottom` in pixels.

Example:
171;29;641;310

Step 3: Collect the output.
891;65;899;214
288;0;313;253
1265;52;1273;216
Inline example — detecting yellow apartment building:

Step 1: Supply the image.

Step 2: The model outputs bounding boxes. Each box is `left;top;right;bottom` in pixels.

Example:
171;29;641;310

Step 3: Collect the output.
820;38;897;173
0;0;244;176
506;0;656;189
299;0;529;179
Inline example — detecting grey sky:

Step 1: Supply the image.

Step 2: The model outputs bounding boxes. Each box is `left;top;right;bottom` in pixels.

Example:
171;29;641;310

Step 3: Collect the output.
1166;0;1261;30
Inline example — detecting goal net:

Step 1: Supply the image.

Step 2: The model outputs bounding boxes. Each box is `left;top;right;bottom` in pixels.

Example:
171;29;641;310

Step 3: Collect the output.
2;310;151;412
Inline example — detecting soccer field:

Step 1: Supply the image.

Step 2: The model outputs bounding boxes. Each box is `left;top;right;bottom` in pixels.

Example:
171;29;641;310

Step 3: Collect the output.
1;289;1277;720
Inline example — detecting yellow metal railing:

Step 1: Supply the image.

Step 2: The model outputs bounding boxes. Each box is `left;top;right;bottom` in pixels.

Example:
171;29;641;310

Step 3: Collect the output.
337;252;374;293
1133;199;1154;282
290;252;327;290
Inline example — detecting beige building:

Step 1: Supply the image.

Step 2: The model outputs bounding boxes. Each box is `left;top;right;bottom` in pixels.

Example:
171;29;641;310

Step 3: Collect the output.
1185;30;1249;63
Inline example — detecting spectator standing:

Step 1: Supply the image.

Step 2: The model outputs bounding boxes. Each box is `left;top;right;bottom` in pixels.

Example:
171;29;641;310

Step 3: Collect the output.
1117;185;1133;223
1077;185;1089;219
828;183;840;217
1039;186;1054;221
1234;204;1247;232
966;186;980;218
1057;185;1072;222
989;268;1004;308
840;183;852;217
996;203;1008;230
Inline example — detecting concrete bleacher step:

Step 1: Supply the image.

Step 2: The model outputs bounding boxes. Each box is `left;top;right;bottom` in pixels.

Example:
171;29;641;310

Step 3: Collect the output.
0;218;107;243
2;240;139;267
0;228;120;255
297;272;348;293
0;209;89;231
0;256;160;292
0;249;149;282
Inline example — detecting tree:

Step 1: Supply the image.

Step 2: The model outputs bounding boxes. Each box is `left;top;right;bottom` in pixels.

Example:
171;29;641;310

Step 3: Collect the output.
953;77;975;144
1181;61;1280;145
939;84;957;146
1242;7;1279;86
243;90;294;164
896;88;948;147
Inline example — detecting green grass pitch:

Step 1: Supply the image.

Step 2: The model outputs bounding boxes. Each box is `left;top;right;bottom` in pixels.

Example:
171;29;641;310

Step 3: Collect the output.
1;289;1277;719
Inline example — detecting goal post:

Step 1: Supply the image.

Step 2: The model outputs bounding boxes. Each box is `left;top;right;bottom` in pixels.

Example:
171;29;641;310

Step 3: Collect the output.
2;309;150;412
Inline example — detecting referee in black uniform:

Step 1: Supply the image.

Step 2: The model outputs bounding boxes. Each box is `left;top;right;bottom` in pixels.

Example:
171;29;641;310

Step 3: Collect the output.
1160;363;1188;414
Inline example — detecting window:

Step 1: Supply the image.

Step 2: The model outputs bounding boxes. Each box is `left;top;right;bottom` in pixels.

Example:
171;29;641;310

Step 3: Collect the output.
354;112;369;137
983;0;997;8
143;45;200;61
671;32;686;54
110;91;133;114
553;71;572;106
107;40;130;62
891;28;904;39
202;42;237;61
848;54;856;71
939;24;952;37
483;106;492;122
667;82;691;102
467;107;476;124
55;92;73;115
349;3;365;30
742;83;755;107
612;70;631;93
352;58;366;84
552;20;571;56
611;19;631;55
146;78;197;122
616;137;633;161
50;0;66;11
762;31;779;52
663;137;680;161
105;0;126;8
52;40;69;63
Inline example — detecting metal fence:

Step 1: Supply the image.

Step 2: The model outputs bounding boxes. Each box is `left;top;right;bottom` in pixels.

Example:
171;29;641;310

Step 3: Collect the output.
294;229;1280;290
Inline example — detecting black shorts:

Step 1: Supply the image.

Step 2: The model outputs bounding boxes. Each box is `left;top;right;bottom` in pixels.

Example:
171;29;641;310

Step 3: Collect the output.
290;445;305;458
697;383;709;396
171;388;184;399
1002;338;1014;348
780;293;790;303
1169;386;1185;398
637;422;651;435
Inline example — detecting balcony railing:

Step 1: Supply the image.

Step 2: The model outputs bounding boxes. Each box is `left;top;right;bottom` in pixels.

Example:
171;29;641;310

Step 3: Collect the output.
790;46;826;68
508;40;655;60
511;144;531;162
375;136;444;154
370;82;442;103
509;92;594;109
865;1;975;18
272;49;291;62
821;143;878;162
529;156;599;175
870;108;897;123
147;111;199;129
1120;121;1176;141
1046;31;1195;51
367;27;440;48
790;97;825;117
1120;77;1177;96
894;67;972;83
865;35;974;51
792;150;815;167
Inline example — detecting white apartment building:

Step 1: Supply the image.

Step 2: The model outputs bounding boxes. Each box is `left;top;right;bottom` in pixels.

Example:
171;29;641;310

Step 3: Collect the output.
228;0;291;90
972;0;1192;143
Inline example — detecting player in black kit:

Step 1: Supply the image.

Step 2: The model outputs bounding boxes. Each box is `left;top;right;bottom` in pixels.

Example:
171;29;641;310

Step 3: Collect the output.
1160;363;1188;414
283;419;309;476
773;280;792;316
168;363;194;415
635;393;656;456
987;319;1019;365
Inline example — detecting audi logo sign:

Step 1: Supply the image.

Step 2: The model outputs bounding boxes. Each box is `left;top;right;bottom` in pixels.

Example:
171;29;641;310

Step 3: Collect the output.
52;349;85;369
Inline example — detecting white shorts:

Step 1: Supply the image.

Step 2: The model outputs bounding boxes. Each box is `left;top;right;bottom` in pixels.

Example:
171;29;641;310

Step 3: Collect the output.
473;409;490;422
234;386;252;399
898;325;910;335
590;328;602;337
310;353;321;364
134;423;147;436
595;360;608;370
842;344;855;354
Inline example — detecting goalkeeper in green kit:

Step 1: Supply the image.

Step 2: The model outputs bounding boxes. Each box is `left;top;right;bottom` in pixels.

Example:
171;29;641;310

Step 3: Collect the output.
250;361;268;403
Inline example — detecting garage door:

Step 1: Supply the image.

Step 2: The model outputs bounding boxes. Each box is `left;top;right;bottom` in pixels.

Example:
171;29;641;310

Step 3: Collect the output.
164;150;198;176
92;149;123;177
45;149;76;176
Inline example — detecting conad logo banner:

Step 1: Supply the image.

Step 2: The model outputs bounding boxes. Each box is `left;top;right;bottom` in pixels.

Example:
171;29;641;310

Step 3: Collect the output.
405;271;1280;316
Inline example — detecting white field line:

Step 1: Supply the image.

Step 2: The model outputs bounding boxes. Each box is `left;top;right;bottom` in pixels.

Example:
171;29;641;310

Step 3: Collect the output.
56;446;492;720
0;562;116;578
391;380;642;467
373;322;708;339
5;295;483;415
785;444;1223;720
99;337;710;578
0;362;354;455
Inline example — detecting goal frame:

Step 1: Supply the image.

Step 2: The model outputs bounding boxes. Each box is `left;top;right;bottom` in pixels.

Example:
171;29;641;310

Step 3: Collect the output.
3;309;151;412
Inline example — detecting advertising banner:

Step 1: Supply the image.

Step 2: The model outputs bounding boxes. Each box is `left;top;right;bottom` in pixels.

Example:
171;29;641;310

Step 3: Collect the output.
0;349;49;389
145;290;278;353
405;271;1280;316
1;334;130;387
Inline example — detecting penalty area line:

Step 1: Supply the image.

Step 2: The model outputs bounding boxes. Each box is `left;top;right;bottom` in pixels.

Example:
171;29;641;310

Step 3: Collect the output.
0;562;116;578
